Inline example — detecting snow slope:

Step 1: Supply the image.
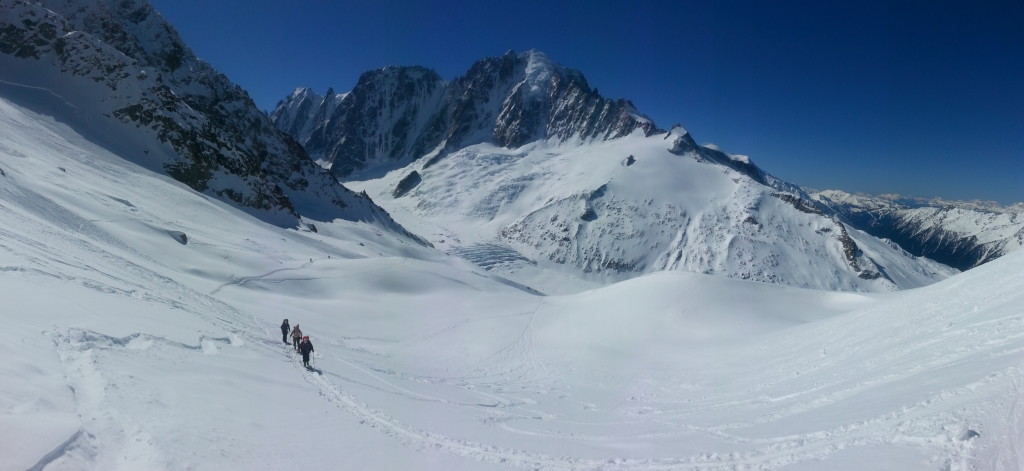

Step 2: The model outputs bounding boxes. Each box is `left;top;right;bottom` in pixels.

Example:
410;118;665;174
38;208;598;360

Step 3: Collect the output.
348;129;956;294
0;0;408;230
2;92;1023;470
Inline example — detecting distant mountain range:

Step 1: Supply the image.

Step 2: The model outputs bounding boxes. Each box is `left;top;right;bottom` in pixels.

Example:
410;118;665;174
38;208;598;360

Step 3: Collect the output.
2;0;1017;294
809;190;1024;271
270;50;973;293
270;51;659;180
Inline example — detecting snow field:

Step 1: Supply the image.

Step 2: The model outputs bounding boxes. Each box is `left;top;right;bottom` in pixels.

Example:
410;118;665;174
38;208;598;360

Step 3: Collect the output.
2;95;1023;470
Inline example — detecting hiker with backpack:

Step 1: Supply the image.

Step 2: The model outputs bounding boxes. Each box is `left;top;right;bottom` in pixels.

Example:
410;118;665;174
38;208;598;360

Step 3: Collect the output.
299;336;315;368
280;319;290;344
291;324;303;351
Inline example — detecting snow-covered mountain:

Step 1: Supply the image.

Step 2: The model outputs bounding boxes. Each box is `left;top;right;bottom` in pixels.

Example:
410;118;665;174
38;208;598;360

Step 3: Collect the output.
810;189;1024;270
2;3;1023;467
271;50;659;180
0;0;411;234
268;86;349;167
274;52;956;293
349;127;956;293
3;90;1024;470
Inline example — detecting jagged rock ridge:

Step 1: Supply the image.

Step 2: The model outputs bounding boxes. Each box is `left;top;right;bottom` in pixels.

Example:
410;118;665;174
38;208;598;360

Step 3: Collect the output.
271;50;660;179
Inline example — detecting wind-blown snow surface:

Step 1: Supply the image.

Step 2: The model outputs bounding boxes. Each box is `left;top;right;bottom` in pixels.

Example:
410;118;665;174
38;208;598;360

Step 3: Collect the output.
2;95;1023;470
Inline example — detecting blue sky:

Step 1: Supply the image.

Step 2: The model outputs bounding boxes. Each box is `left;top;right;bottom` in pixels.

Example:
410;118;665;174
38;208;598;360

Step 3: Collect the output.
148;0;1024;204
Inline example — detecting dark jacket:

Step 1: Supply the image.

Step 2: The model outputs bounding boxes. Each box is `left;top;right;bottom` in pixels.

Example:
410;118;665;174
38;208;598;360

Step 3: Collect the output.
299;340;314;356
280;321;290;333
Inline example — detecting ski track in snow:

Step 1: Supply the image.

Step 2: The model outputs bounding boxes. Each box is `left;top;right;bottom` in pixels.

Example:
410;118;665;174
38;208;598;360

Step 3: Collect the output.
988;377;1024;470
295;346;948;471
39;258;1024;470
48;330;175;470
208;256;413;296
208;262;315;295
44;327;251;469
284;297;992;470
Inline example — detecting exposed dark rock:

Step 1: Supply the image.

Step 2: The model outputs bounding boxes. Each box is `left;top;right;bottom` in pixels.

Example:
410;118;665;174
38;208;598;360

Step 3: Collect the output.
959;429;980;441
773;193;825;216
580;207;597;222
773;191;896;282
857;270;883;280
392;170;422;198
848;211;986;270
665;125;700;156
168;230;188;245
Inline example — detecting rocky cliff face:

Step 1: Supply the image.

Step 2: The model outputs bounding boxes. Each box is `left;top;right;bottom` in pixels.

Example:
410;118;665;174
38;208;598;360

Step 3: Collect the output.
810;190;1024;270
271;50;660;179
0;0;410;232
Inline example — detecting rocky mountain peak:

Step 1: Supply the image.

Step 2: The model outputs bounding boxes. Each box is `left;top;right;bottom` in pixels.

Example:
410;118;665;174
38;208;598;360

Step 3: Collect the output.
358;65;441;84
270;87;324;141
347;65;446;113
272;50;661;179
665;124;699;155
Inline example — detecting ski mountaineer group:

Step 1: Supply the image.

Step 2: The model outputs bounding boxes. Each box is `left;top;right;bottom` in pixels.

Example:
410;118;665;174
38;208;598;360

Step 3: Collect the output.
280;319;315;368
